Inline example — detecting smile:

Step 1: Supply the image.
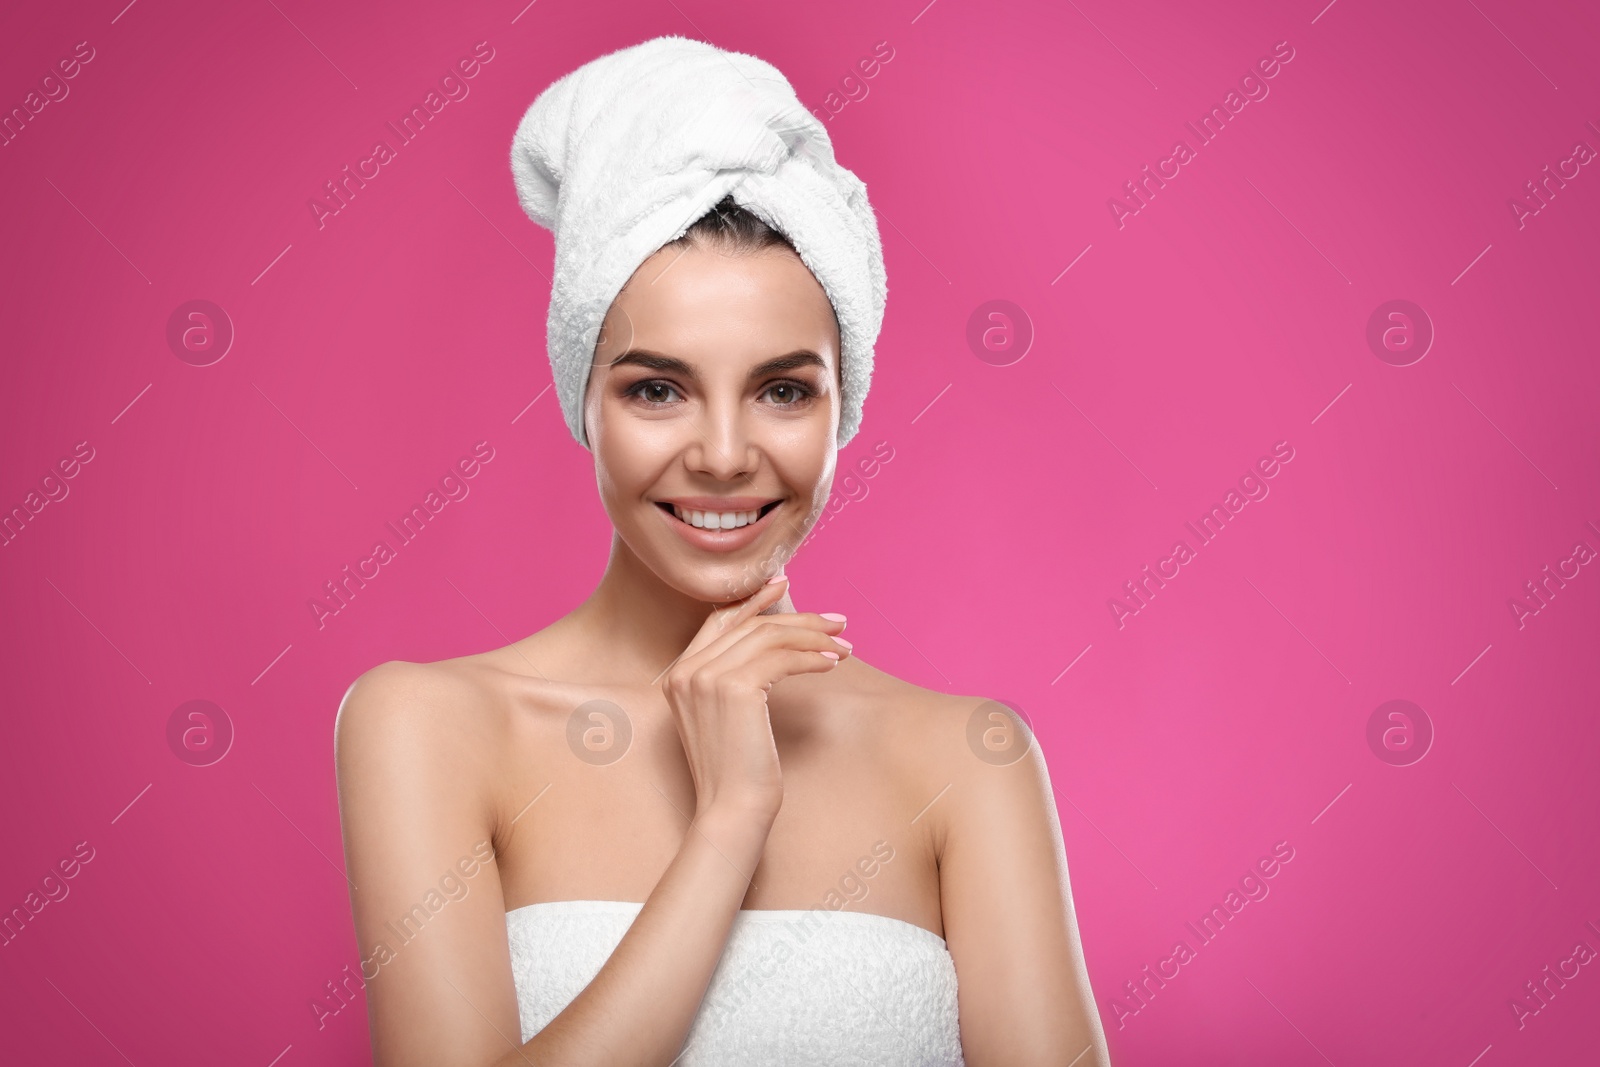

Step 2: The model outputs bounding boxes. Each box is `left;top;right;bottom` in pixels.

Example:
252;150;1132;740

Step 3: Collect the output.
662;501;780;529
653;499;783;551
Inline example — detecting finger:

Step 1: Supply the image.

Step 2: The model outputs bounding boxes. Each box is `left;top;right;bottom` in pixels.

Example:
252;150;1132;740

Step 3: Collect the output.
683;608;846;676
724;646;848;691
716;620;854;675
659;578;790;688
683;576;790;660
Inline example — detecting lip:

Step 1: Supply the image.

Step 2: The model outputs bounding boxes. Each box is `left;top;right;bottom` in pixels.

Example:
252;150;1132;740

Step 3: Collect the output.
655;495;781;511
653;498;782;552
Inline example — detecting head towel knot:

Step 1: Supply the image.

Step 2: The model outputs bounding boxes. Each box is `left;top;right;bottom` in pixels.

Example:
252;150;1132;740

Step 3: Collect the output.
510;34;886;449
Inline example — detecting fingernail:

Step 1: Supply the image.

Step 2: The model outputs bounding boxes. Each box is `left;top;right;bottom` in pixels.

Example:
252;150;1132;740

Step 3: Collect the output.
766;574;788;585
819;612;846;622
819;650;840;660
831;636;853;650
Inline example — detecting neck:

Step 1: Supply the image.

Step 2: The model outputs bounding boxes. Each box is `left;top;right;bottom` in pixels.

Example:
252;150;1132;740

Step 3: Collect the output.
559;530;795;686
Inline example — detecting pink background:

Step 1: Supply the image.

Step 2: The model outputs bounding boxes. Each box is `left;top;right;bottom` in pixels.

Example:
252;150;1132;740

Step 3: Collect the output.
3;0;1597;1063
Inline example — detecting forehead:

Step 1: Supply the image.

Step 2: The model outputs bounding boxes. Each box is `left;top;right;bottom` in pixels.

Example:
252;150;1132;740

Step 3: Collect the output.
603;244;840;363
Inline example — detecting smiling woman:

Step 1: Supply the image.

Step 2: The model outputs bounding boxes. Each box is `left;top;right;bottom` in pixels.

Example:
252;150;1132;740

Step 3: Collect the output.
333;33;1111;1067
584;206;843;589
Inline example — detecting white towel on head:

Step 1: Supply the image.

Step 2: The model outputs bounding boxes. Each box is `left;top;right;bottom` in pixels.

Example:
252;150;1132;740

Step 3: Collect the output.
509;34;886;450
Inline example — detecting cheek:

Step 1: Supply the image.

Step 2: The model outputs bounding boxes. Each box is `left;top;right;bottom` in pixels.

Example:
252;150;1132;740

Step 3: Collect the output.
785;448;836;514
593;435;663;517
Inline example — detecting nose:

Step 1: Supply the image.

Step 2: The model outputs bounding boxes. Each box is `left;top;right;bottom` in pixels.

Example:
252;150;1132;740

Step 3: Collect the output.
684;399;758;482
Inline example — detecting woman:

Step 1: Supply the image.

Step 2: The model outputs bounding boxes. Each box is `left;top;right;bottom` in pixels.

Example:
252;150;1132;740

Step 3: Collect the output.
335;35;1110;1067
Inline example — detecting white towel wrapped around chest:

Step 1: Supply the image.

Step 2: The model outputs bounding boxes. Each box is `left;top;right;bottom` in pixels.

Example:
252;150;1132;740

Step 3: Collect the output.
506;900;965;1064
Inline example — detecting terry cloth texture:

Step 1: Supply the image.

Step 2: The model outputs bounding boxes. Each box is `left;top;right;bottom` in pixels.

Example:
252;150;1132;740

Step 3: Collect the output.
506;900;964;1063
510;35;886;449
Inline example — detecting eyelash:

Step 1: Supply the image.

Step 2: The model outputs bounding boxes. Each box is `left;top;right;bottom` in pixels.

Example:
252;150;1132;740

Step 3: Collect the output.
625;379;816;409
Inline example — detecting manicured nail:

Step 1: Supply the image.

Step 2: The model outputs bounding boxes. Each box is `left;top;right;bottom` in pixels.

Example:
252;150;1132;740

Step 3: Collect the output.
766;574;788;585
831;636;853;650
819;650;840;660
819;612;847;622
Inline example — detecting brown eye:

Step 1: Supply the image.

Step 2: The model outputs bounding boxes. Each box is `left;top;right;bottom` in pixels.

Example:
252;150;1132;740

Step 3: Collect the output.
628;380;682;405
764;381;814;407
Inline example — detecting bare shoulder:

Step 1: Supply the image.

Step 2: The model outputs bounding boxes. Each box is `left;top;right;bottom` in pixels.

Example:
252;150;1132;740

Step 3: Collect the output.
844;662;1053;846
337;657;497;764
334;650;562;799
844;660;1018;768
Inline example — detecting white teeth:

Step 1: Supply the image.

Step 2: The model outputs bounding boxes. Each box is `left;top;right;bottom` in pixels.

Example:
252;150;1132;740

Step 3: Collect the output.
672;505;765;530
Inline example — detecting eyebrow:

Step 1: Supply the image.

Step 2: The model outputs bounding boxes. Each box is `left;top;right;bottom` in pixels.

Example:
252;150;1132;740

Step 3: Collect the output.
605;348;829;381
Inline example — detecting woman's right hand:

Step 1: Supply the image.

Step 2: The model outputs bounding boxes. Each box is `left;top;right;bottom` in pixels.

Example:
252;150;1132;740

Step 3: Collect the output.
661;574;851;822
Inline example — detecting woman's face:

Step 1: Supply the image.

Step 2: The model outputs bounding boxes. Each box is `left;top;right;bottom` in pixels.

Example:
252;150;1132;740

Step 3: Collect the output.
585;241;842;603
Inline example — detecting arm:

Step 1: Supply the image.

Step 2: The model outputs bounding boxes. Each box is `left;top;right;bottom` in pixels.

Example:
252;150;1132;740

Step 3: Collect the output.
937;703;1112;1066
335;660;777;1067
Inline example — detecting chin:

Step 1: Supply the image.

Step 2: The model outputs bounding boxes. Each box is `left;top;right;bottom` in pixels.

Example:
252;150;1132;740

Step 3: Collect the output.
671;560;782;604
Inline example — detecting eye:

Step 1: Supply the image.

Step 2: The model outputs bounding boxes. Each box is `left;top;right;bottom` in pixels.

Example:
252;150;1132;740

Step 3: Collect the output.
625;379;682;406
763;380;816;408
